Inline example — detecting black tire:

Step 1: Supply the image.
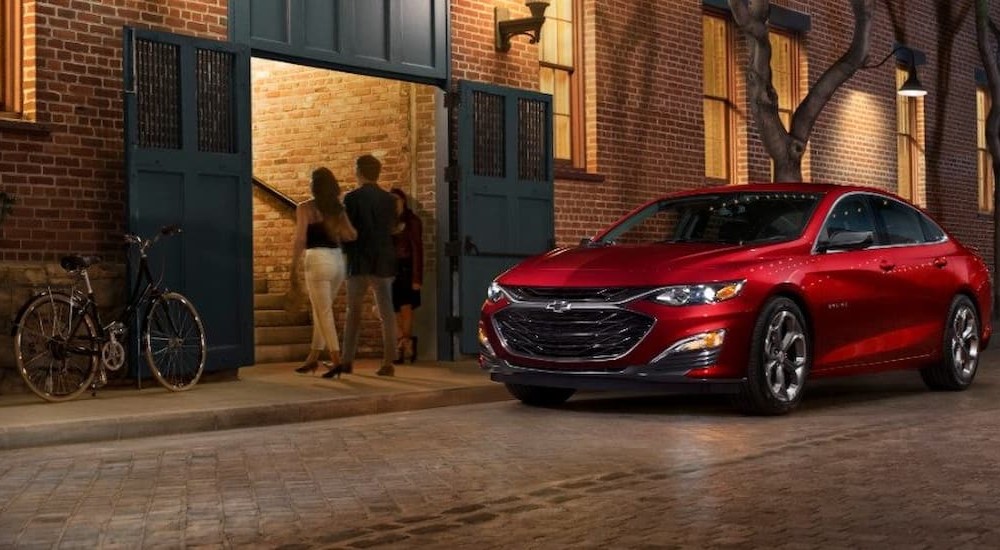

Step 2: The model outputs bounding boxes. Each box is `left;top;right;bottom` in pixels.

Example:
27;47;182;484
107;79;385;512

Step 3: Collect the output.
920;295;980;391
14;292;98;402
505;383;576;407
144;292;206;391
734;297;811;415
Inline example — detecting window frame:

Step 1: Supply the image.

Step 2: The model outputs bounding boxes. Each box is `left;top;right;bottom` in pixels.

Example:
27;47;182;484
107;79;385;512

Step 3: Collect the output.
0;0;22;117
702;10;736;185
978;85;994;213
539;0;584;167
896;66;922;203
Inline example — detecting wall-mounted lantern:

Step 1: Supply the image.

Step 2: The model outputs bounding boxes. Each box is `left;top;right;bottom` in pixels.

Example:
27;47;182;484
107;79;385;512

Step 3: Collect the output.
495;1;550;52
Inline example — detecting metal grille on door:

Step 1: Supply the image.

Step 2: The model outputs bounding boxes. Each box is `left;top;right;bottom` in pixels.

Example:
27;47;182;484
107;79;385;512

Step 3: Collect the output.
196;49;236;154
136;39;180;150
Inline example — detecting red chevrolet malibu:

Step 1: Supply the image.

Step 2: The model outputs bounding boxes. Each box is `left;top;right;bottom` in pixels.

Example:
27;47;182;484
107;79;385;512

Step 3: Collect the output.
479;184;992;415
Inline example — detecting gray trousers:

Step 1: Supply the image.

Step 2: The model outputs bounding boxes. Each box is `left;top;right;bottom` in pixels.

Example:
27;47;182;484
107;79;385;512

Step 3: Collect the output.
342;275;396;365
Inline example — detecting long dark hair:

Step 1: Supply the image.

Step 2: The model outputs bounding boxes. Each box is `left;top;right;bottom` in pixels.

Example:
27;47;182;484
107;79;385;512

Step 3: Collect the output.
311;167;343;217
390;187;412;217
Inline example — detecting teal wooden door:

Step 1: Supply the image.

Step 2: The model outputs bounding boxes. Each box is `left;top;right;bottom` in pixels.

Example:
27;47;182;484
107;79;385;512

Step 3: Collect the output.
123;28;253;374
457;81;554;354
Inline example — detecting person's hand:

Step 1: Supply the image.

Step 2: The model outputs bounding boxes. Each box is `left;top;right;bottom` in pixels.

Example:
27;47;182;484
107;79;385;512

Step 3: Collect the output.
412;283;421;291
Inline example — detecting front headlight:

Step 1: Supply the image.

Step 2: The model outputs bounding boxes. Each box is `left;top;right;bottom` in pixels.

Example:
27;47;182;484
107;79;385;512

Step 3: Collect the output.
652;280;745;306
486;282;507;303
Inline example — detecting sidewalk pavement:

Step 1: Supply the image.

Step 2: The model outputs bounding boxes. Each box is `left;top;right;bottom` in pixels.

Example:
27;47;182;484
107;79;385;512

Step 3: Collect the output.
0;360;509;451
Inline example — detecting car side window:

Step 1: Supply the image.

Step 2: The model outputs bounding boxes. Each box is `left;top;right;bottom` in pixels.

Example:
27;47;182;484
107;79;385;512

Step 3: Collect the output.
819;196;877;244
869;196;928;245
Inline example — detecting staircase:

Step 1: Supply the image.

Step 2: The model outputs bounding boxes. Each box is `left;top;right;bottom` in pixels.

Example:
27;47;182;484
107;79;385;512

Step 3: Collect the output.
254;278;313;364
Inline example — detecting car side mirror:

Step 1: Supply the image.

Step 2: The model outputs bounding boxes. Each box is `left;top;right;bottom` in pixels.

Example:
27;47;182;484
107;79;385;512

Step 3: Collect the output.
818;230;874;253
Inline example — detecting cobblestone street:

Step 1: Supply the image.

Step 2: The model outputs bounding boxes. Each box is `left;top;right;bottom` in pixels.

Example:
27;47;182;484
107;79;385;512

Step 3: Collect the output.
3;364;1000;549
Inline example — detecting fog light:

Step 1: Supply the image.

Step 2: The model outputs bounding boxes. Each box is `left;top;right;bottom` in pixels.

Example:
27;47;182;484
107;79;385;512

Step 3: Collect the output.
478;323;496;357
651;329;726;363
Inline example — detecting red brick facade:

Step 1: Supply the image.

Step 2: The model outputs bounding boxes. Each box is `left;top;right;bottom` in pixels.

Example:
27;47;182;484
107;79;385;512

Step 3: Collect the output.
1;0;999;365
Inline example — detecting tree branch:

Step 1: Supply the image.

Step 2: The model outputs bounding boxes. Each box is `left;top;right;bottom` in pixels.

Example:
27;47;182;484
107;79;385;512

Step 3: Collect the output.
790;0;875;145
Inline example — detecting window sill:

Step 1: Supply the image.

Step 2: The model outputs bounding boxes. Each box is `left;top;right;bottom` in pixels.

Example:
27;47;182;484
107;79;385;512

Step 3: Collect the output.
0;117;51;135
554;164;605;183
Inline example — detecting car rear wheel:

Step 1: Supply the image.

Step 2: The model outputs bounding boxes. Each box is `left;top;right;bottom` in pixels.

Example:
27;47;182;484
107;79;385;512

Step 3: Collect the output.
920;295;980;391
735;297;811;416
505;383;576;407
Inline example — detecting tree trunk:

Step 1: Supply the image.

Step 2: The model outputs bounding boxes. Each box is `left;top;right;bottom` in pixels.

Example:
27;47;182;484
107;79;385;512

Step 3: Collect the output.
975;0;1000;318
729;0;875;183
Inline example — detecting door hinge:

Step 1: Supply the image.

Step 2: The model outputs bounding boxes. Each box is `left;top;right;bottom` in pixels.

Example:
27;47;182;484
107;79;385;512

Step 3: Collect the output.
446;316;463;332
445;164;461;183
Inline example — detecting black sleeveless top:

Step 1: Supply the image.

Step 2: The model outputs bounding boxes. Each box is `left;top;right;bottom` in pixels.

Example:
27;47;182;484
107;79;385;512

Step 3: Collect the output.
306;222;339;249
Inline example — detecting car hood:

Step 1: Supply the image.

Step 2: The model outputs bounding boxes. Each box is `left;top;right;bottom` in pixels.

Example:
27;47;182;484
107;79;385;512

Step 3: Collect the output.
497;243;749;287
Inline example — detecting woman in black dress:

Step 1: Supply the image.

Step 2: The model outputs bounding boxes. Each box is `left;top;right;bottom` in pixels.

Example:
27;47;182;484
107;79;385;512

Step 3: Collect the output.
389;188;423;363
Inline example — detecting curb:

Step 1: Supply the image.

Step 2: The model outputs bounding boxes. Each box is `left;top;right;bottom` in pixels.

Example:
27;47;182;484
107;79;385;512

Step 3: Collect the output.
0;384;512;451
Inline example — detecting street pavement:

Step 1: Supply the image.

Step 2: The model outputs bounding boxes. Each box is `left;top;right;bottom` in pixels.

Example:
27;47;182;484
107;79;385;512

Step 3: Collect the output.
0;360;507;451
2;351;1000;548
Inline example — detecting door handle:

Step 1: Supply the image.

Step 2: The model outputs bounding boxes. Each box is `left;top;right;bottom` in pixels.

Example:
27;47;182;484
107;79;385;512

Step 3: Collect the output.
464;235;480;256
933;257;948;268
879;260;895;272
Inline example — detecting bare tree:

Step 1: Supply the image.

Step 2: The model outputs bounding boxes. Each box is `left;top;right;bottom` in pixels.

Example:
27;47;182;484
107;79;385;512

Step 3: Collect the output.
728;0;876;182
975;0;1000;315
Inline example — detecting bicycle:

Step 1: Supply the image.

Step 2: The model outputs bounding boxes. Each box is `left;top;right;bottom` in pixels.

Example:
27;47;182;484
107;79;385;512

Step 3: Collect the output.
11;225;207;402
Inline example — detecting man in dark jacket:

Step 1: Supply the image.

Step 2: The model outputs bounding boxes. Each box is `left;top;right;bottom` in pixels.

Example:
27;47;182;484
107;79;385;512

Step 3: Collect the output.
337;154;398;376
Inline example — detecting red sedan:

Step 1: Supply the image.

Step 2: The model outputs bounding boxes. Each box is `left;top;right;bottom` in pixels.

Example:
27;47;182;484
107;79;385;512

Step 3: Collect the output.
479;184;992;414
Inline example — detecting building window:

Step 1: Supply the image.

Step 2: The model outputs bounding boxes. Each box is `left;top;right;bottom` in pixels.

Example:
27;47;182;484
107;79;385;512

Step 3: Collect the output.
539;0;581;165
896;67;923;202
770;31;799;131
0;0;22;116
978;86;994;213
704;13;734;184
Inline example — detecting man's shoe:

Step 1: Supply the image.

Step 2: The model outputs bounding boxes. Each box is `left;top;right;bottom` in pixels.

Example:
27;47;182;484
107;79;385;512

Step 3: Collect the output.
376;363;395;377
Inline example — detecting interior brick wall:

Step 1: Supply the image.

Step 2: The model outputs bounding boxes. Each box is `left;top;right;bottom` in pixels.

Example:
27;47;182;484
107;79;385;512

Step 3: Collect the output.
250;60;437;357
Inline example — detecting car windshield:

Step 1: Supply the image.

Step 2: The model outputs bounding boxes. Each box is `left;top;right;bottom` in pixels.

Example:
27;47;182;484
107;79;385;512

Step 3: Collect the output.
596;192;823;246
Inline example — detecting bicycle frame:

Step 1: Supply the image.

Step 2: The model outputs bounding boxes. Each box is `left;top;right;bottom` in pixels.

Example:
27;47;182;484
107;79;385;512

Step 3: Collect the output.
33;231;173;363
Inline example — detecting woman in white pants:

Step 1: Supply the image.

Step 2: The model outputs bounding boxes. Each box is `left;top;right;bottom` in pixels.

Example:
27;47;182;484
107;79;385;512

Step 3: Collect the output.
289;168;357;377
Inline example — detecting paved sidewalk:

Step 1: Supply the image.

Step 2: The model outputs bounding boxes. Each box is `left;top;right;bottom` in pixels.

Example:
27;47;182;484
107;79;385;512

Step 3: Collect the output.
0;360;507;451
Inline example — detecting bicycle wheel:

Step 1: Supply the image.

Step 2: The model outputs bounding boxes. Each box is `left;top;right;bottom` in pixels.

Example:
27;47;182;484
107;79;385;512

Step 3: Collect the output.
14;292;98;402
143;292;206;391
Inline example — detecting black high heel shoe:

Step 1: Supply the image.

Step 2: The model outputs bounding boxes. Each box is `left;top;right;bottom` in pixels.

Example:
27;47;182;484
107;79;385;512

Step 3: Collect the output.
295;361;319;375
321;364;345;379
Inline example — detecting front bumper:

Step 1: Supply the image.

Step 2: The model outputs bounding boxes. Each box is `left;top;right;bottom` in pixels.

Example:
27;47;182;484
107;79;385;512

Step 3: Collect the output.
481;355;745;394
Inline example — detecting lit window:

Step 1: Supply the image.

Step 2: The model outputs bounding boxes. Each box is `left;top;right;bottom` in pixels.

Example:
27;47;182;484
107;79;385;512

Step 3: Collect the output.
704;13;733;183
539;0;580;164
769;30;801;180
978;86;993;212
769;31;798;131
896;67;923;202
0;0;22;116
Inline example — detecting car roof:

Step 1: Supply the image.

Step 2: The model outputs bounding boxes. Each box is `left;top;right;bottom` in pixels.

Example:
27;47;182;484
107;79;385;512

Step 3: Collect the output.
662;182;897;199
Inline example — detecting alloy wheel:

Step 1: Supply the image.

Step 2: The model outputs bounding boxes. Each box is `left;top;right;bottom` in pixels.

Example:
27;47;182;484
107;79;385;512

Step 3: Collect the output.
763;310;807;402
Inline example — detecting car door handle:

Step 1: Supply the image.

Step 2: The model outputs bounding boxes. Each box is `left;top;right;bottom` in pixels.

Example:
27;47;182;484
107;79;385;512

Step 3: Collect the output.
933;257;948;268
879;260;895;272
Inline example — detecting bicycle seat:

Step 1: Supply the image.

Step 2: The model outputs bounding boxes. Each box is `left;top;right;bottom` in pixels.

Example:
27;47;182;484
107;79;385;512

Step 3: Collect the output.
60;255;101;272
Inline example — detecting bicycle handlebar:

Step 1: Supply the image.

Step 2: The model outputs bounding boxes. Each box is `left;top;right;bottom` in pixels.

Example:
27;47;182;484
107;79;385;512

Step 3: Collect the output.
124;224;183;255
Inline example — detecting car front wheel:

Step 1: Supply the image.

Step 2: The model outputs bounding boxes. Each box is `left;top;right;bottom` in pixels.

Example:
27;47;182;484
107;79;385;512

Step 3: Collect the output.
735;297;811;415
921;295;980;391
505;383;576;407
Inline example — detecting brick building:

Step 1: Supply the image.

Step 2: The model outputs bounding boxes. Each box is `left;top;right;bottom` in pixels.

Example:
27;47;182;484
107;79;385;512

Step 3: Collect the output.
0;1;997;376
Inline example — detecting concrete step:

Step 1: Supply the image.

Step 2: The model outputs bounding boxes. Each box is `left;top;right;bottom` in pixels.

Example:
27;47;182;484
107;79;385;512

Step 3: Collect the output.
255;310;310;327
254;293;287;311
254;278;268;294
255;325;312;346
254;343;313;364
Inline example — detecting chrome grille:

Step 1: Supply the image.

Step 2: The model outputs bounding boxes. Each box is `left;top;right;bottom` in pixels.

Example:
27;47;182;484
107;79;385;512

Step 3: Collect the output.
495;308;653;360
504;286;654;303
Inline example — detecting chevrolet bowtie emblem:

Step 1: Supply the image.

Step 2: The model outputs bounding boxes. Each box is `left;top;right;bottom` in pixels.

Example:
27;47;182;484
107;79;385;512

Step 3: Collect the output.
545;300;572;313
